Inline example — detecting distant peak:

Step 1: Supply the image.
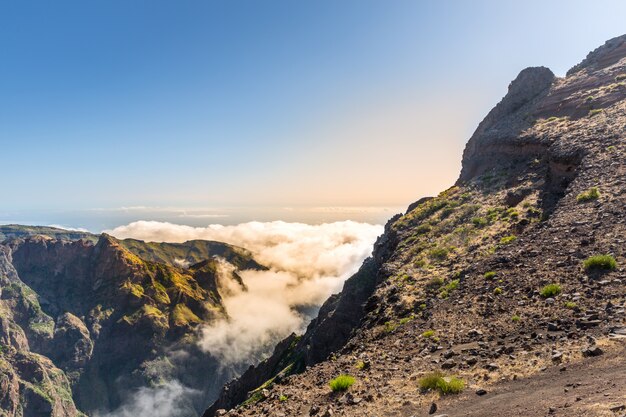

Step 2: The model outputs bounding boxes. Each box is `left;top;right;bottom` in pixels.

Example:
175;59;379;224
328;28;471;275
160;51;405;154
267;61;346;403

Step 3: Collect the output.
567;34;626;76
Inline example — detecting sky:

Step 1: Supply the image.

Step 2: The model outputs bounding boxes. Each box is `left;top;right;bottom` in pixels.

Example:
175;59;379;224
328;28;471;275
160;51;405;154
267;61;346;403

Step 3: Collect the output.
1;0;625;230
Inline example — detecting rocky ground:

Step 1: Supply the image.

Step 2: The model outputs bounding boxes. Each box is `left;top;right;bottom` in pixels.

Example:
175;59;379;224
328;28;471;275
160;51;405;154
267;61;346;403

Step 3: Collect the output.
205;34;626;417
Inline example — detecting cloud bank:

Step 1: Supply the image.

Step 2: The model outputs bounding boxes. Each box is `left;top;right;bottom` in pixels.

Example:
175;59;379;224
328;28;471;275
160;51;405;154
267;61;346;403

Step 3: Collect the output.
107;220;383;364
95;381;198;417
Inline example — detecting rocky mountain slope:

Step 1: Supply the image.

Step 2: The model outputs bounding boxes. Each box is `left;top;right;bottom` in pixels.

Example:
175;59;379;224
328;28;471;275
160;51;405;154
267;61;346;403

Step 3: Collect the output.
204;34;626;417
0;228;265;417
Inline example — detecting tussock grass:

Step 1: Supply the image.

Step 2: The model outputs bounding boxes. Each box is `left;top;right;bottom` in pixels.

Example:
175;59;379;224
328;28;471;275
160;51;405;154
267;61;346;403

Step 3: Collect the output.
540;283;561;298
421;330;435;338
583;254;617;271
329;375;355;392
576;187;600;203
499;235;517;245
419;372;464;394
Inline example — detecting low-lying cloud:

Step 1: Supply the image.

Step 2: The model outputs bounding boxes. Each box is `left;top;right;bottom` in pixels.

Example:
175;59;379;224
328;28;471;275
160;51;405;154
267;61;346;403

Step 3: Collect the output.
95;381;198;417
107;220;383;364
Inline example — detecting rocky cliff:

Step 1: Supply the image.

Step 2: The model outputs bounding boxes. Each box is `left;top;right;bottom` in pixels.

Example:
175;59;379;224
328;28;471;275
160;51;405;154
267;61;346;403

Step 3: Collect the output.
0;230;265;417
203;34;626;417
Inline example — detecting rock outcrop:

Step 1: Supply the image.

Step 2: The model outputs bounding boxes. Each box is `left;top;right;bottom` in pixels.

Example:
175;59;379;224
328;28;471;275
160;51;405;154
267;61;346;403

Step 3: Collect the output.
0;230;266;416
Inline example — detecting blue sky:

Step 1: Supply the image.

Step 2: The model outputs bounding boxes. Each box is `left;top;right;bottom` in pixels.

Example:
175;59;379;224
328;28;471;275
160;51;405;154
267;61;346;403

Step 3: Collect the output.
1;0;625;229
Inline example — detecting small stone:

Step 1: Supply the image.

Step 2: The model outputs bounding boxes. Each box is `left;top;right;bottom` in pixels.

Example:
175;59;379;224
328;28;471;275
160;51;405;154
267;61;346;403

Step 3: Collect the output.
486;363;499;371
429;402;437;414
547;322;561;331
441;359;457;369
476;389;487;396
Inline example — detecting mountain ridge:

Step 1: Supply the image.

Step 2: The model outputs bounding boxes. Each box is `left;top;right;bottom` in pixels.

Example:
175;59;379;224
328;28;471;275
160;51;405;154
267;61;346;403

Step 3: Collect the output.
0;229;267;416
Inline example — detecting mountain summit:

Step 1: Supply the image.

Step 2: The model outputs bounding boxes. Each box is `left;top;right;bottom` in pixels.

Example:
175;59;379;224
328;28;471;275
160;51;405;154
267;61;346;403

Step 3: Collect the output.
204;35;626;417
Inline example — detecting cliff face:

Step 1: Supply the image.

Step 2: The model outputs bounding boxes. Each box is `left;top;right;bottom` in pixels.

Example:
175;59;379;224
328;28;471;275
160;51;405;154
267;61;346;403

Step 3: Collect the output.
0;246;81;417
0;231;264;417
204;35;626;417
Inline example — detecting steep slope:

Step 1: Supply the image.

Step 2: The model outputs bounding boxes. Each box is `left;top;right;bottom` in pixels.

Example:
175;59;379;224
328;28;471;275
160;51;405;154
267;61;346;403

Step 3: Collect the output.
0;246;82;417
116;239;265;271
204;34;626;417
0;231;266;416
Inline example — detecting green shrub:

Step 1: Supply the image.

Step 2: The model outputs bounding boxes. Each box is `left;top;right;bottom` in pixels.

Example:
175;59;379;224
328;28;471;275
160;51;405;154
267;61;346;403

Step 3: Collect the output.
493;287;503;295
384;321;398;333
419;372;443;390
421;330;436;338
564;301;577;309
583;254;616;271
486;207;504;222
329;375;355;392
540;283;561;298
355;361;366;370
526;206;541;217
589;109;603;117
419;372;464;395
426;277;444;289
415;224;432;235
484;271;496;280
399;316;413;325
414;259;427;268
444;279;459;292
472;217;488;227
439;377;465;394
279;395;288;402
576;187;600;203
511;315;521;322
499;235;517;245
429;247;449;261
505;208;519;219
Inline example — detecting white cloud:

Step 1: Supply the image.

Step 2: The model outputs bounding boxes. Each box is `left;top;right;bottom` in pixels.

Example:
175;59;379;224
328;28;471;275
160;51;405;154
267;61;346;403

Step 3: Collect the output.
47;224;90;232
95;381;198;417
107;220;383;365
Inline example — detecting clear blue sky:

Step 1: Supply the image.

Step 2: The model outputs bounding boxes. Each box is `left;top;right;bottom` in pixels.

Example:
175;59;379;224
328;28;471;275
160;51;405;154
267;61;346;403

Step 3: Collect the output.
1;0;625;229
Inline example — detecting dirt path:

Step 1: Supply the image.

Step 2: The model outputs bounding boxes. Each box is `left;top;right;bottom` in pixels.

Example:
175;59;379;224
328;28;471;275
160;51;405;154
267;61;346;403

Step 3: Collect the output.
430;342;626;417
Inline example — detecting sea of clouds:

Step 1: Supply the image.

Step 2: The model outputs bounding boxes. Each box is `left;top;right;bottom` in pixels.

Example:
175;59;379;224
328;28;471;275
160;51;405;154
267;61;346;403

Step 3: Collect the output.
103;219;383;416
108;220;383;364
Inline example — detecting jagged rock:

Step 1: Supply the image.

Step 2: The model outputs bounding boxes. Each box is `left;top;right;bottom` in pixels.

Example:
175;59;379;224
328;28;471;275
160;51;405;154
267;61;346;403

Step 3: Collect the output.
581;346;603;357
441;359;457;369
50;313;93;371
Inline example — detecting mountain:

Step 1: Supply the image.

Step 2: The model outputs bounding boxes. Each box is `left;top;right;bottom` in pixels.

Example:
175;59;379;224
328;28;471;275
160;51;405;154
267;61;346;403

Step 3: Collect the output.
204;35;626;417
0;229;265;416
0;225;265;271
0;225;97;243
